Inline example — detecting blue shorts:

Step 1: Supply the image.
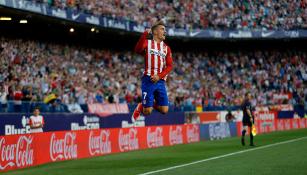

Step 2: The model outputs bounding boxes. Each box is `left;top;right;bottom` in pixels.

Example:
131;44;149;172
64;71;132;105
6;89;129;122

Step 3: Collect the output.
141;76;169;108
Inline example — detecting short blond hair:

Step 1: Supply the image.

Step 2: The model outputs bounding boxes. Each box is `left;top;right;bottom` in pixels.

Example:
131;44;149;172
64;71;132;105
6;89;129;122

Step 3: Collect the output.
151;21;165;33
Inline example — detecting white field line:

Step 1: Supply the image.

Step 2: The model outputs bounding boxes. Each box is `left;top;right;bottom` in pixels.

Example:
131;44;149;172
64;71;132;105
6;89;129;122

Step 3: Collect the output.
137;136;307;175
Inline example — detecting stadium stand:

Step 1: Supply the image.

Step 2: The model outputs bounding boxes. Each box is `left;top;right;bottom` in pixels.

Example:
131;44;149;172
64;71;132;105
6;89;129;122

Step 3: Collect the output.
0;37;306;113
34;0;307;30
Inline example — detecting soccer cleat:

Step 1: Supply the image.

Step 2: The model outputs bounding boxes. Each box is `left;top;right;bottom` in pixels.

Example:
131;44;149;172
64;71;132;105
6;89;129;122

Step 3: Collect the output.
241;138;245;146
250;143;255;146
131;103;142;123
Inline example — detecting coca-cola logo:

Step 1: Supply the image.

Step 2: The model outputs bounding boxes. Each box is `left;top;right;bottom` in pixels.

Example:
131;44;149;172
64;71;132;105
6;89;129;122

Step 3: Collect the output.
292;120;299;129
169;126;183;145
300;120;306;128
187;125;199;143
269;122;276;132
50;132;78;161
89;130;111;156
118;128;139;152
0;136;33;170
277;120;284;131
147;127;163;148
260;121;275;133
259;122;266;133
284;120;291;130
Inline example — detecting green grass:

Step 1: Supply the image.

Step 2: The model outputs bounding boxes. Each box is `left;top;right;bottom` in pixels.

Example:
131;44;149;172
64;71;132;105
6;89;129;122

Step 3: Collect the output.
3;128;307;175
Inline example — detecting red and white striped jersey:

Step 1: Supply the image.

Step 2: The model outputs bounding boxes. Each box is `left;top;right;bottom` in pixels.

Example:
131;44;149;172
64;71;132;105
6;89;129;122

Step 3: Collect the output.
29;115;44;133
134;31;173;80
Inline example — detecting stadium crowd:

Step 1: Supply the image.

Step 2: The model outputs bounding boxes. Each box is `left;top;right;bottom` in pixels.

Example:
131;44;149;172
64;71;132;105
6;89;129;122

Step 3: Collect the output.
0;37;307;112
35;0;307;30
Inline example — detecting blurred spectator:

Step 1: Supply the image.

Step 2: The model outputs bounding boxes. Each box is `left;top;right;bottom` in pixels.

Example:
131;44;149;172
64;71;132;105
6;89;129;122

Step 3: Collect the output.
13;85;23;112
225;110;236;122
67;98;84;113
293;112;300;119
0;85;8;112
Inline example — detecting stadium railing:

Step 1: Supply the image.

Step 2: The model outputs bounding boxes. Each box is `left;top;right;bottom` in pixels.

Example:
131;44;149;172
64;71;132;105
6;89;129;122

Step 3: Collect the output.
1;101;304;113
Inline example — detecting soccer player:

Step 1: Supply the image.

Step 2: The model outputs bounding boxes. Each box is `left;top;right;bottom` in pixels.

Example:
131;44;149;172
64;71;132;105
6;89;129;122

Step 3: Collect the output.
132;21;173;122
241;93;255;146
29;107;45;133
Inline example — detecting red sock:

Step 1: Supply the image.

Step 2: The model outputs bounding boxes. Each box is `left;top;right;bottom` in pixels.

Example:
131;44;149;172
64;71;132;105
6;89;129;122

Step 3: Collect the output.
137;103;143;112
132;103;143;121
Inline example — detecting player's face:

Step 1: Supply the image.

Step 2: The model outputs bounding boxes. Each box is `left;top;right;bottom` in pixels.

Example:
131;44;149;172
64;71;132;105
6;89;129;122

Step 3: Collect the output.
34;109;40;116
155;25;166;41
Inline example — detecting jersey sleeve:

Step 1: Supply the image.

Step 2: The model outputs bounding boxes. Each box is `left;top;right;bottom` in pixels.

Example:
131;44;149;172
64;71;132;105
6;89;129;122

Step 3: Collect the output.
29;117;33;126
158;46;173;79
134;31;149;54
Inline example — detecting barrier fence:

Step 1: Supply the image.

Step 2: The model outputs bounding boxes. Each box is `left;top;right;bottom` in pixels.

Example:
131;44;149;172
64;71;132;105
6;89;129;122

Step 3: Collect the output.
0;112;185;136
236;118;307;136
198;118;307;141
1;109;307;172
0;124;200;172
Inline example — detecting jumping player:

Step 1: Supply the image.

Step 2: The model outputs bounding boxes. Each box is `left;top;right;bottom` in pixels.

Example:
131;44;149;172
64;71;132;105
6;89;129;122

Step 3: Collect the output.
241;93;255;146
132;21;173;122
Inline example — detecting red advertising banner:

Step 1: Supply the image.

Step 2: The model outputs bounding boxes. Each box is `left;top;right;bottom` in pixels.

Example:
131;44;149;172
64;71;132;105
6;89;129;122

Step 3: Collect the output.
198;112;220;123
0;124;200;172
0;135;35;171
272;93;292;103
255;104;294;112
269;104;293;111
236;118;307;136
253;111;277;134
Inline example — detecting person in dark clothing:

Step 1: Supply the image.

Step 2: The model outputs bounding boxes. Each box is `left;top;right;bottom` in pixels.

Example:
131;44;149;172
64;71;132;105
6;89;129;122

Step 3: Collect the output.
225;110;236;122
241;93;255;146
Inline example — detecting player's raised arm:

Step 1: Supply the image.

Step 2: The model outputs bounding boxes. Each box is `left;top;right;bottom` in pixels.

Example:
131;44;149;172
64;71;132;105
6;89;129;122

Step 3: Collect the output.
134;29;150;54
158;46;173;79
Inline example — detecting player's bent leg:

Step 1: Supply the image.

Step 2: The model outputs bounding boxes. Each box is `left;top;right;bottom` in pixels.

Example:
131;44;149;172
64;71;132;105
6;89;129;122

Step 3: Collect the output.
132;103;143;122
154;105;168;114
154;80;169;115
143;107;153;116
131;75;155;123
131;104;153;123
